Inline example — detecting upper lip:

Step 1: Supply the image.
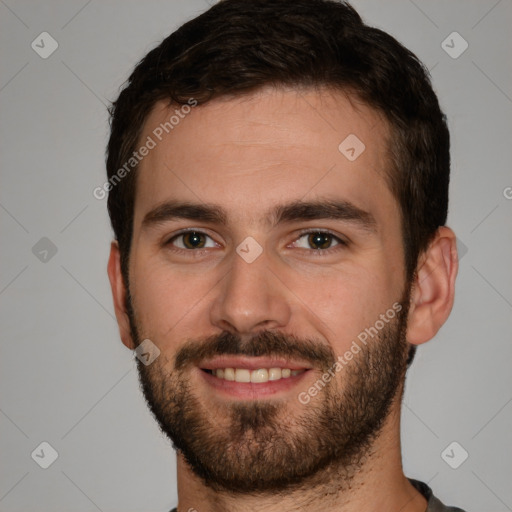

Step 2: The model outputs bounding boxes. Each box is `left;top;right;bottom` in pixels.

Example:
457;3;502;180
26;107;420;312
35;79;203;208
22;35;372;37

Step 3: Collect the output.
199;356;312;371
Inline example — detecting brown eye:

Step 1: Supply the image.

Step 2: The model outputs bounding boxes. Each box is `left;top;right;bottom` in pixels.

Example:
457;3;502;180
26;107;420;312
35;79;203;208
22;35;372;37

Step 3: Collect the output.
292;230;347;255
307;232;334;250
182;231;206;249
167;230;217;250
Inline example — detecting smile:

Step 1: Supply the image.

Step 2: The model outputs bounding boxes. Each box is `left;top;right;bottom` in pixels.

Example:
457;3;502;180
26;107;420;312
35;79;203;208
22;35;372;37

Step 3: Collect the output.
198;357;313;399
203;367;306;383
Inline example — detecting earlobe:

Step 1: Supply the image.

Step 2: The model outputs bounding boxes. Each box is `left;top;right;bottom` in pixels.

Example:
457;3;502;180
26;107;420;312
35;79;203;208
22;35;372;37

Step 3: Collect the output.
107;241;136;350
406;227;459;346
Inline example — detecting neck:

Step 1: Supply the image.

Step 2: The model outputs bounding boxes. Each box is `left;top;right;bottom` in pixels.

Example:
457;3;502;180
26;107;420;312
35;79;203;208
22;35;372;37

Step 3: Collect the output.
174;398;427;512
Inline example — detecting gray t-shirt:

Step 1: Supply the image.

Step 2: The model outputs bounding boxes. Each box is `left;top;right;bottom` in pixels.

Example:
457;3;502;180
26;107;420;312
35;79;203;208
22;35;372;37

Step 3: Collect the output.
167;478;467;511
409;479;467;512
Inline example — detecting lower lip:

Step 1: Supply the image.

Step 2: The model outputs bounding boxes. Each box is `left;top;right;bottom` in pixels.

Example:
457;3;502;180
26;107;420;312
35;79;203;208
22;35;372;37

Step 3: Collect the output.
198;368;312;399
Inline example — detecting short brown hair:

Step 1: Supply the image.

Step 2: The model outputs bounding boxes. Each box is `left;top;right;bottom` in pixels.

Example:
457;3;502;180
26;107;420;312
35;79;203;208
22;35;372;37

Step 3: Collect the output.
106;0;450;295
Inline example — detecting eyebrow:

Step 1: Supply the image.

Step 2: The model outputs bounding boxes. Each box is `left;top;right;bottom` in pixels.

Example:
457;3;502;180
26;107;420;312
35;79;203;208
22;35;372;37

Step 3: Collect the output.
141;198;377;233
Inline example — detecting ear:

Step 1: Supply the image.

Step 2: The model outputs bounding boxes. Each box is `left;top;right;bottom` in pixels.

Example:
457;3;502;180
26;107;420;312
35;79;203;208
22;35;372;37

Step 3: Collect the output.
107;241;136;350
406;227;459;345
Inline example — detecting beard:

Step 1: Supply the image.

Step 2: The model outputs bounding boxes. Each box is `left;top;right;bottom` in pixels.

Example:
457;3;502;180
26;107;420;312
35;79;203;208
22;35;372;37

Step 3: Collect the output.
127;288;411;495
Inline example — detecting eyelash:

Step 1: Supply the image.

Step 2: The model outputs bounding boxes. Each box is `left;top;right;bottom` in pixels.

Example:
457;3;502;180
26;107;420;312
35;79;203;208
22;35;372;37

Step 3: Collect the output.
164;228;347;257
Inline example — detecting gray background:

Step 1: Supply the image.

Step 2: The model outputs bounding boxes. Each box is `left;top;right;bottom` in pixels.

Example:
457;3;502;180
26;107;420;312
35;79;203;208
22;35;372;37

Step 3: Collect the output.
1;0;511;511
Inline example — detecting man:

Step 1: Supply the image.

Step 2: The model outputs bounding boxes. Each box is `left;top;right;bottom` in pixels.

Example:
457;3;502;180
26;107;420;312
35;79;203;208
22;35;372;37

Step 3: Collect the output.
105;0;465;510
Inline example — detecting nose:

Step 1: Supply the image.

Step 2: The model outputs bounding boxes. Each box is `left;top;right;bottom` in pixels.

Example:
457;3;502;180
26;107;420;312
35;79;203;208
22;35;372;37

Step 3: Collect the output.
209;243;292;335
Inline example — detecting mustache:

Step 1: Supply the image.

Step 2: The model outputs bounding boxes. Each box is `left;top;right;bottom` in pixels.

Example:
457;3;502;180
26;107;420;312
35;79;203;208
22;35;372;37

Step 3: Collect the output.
174;330;336;371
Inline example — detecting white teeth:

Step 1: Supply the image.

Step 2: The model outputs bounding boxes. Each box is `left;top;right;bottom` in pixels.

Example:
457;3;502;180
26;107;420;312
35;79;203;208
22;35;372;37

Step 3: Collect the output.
224;368;235;381
268;368;282;380
235;369;251;383
211;367;305;383
251;368;268;383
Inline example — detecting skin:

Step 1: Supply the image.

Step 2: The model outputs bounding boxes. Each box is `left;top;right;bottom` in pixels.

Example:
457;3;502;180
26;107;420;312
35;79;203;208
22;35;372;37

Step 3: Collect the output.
108;85;458;512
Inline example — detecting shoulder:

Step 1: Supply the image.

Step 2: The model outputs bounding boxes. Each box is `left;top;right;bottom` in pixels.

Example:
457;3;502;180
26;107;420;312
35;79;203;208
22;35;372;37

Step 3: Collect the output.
409;478;468;512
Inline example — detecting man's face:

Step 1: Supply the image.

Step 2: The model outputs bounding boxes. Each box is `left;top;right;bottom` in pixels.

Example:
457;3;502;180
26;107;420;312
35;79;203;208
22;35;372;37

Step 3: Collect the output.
125;87;411;492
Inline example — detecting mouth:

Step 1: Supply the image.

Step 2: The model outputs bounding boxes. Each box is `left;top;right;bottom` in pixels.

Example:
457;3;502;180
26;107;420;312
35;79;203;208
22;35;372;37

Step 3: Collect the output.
198;356;313;399
202;367;306;382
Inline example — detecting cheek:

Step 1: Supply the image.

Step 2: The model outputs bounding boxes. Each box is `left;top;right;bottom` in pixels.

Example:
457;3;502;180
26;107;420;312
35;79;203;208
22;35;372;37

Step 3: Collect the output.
129;258;214;343
302;266;397;351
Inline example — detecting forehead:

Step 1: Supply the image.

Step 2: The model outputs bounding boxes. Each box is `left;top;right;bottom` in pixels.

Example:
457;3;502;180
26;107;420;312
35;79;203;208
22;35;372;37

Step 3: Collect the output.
132;86;396;231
